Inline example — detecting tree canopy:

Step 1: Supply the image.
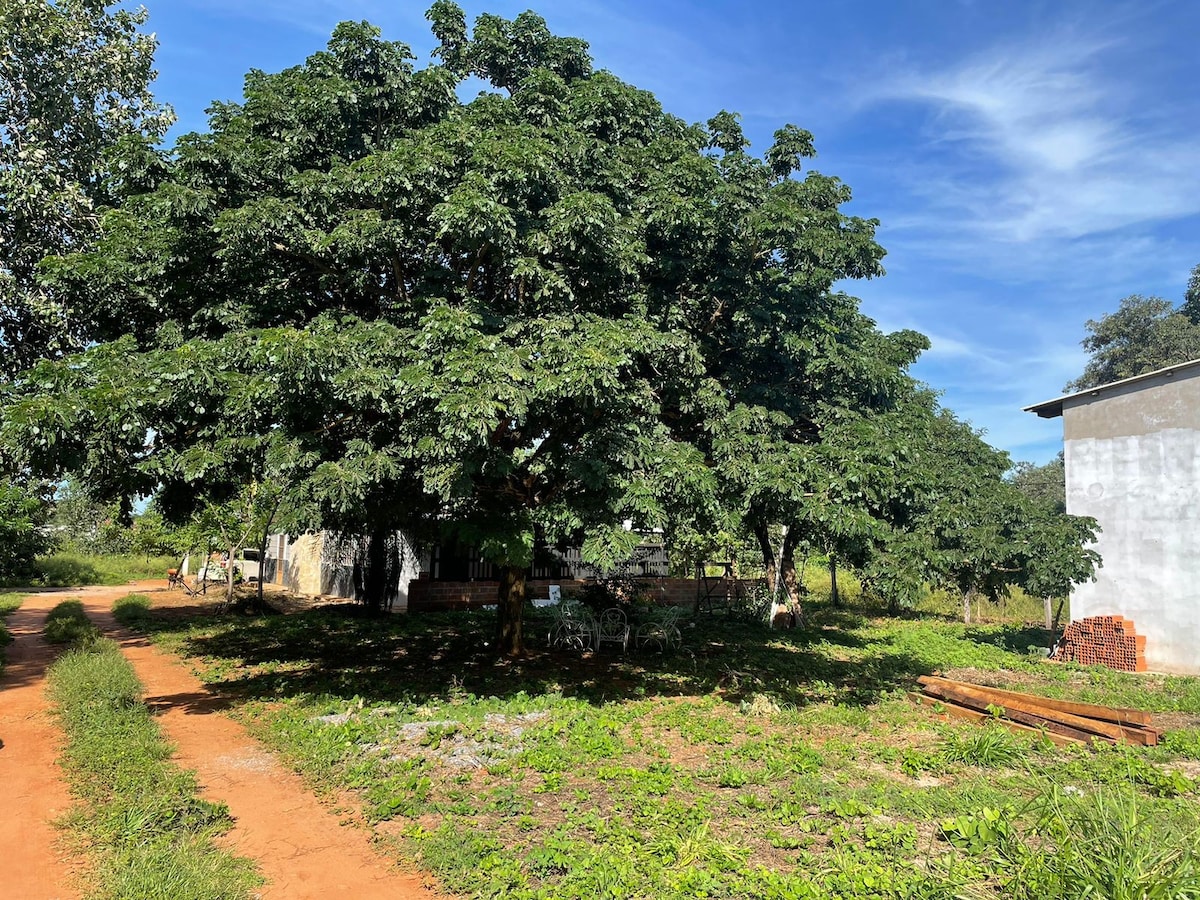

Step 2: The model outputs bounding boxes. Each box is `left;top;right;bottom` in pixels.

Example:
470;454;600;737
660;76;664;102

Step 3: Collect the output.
1067;265;1200;392
0;0;173;375
1;5;1101;651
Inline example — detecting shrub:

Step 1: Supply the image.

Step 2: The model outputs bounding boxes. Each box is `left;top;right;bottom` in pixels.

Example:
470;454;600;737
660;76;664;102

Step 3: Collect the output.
113;593;152;628
44;600;100;646
941;726;1030;768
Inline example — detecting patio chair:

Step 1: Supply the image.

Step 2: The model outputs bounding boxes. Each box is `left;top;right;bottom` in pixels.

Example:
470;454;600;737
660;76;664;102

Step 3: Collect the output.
548;601;593;650
595;607;630;653
636;606;683;653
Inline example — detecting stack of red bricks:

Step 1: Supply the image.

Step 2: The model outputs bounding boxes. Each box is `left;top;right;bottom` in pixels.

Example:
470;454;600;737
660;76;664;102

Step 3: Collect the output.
1053;615;1147;672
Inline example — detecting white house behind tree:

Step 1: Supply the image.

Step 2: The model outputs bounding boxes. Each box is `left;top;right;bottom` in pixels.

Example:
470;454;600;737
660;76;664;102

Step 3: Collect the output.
1026;359;1200;674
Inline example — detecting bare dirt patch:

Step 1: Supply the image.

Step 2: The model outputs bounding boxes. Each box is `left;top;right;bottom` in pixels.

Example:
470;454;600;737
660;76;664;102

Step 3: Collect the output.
84;583;450;900
0;585;141;900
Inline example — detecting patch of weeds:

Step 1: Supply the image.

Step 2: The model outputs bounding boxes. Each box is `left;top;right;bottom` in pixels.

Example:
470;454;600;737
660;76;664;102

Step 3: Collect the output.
940;725;1030;768
112;593;152;628
44;599;100;645
974;783;1200;899
1162;728;1200;761
1055;745;1197;798
0;591;22;616
901;748;947;778
48;637;260;899
596;761;679;796
940;806;1014;854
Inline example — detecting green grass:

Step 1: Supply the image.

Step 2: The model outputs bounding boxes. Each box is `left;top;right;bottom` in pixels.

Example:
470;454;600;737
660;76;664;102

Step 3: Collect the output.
113;593;153;628
0;591;23;675
117;597;1200;899
47;636;260;900
8;552;178;588
44;600;101;646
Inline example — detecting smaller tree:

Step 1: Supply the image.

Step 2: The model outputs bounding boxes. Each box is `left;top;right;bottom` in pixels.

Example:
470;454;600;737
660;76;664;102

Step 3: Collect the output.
1068;291;1200;392
0;478;52;582
189;480;283;607
1009;452;1065;514
50;478;132;554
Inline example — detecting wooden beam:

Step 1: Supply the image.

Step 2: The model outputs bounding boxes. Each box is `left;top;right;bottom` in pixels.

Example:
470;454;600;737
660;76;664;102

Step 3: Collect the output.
918;675;1153;728
907;693;1085;747
919;681;1111;745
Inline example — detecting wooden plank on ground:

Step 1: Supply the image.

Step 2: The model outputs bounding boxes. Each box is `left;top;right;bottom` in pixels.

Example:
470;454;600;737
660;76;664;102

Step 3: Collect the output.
920;681;1108;745
907;693;1086;747
918;675;1153;728
919;677;1156;746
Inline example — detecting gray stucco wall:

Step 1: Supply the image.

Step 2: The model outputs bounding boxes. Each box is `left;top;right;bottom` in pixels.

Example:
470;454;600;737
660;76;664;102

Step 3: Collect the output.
1063;367;1200;673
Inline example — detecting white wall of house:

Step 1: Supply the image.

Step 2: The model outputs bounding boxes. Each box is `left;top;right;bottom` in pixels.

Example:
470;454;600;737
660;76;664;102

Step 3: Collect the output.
1061;366;1200;673
265;532;420;612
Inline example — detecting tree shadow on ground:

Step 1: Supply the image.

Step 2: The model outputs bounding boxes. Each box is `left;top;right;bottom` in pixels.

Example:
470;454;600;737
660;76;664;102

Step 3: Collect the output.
964;624;1055;655
143;601;936;711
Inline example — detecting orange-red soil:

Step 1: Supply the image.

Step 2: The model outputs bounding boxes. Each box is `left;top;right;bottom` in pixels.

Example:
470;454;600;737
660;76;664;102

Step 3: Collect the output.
1;582;449;900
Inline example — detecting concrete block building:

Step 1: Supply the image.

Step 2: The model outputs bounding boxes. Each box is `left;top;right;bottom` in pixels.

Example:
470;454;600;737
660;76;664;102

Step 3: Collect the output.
1026;359;1200;673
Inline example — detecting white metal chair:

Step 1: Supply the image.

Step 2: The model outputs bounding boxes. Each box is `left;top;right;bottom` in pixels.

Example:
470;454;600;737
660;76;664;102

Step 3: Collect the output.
548;601;593;650
636;606;684;653
595;607;630;653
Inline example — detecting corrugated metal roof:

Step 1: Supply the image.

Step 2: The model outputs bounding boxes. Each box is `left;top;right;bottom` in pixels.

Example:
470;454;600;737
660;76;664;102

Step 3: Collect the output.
1024;358;1200;419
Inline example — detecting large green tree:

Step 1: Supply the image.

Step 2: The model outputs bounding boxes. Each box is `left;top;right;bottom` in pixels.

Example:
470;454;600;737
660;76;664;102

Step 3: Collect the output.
0;0;173;374
5;7;882;653
1;5;1098;654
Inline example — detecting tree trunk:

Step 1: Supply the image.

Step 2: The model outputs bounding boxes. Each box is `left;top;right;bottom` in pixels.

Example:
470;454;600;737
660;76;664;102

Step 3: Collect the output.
362;529;389;614
751;519;778;597
226;542;236;605
778;530;805;628
1043;595;1053;631
829;555;840;607
496;564;527;656
962;589;972;625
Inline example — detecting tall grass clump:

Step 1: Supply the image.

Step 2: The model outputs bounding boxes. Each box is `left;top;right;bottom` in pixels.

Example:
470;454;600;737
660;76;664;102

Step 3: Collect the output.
967;783;1200;900
47;638;260;900
112;593;152;629
940;725;1031;768
30;552;177;588
0;591;22;674
44;600;101;646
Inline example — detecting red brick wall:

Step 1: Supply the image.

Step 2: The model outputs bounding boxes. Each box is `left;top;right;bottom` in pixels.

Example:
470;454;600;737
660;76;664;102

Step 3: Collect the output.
407;577;751;612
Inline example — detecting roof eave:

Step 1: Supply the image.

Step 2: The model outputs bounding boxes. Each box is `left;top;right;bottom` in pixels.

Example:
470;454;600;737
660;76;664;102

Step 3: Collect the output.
1023;358;1200;420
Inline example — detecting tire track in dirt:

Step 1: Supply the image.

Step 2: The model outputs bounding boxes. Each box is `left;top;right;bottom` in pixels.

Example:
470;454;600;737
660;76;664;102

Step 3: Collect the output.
0;587;118;900
79;585;447;900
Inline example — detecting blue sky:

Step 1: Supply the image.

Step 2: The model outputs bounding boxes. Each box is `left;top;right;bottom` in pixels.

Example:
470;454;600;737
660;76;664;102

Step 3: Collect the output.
143;1;1200;464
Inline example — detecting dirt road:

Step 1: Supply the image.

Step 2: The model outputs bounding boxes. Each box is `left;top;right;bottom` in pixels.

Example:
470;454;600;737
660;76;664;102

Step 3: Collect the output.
1;583;447;900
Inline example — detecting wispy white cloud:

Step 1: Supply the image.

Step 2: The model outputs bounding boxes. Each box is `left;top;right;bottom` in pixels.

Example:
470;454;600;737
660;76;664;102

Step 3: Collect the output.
860;27;1200;250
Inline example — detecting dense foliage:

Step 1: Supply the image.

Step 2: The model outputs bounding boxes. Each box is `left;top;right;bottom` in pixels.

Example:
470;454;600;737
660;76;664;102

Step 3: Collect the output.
1009;453;1066;515
1067;265;1200;391
0;477;51;581
0;4;1100;650
0;0;173;375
